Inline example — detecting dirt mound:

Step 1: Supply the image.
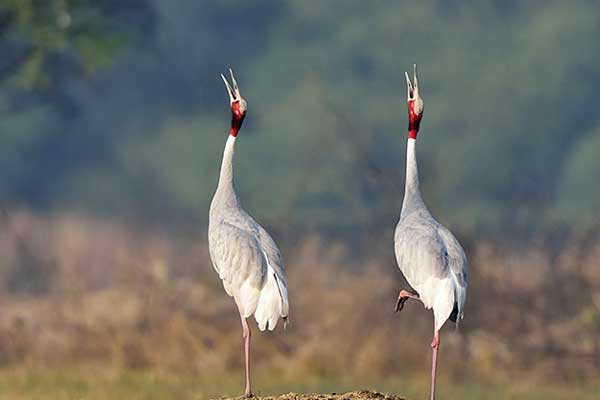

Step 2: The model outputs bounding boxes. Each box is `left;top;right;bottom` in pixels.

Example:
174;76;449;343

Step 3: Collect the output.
215;390;407;400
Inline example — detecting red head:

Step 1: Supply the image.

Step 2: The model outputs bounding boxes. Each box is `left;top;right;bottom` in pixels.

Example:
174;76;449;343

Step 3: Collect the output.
405;64;424;139
221;68;247;137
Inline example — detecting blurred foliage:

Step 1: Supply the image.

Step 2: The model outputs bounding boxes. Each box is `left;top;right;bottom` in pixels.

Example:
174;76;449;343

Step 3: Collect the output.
0;0;599;238
0;0;153;87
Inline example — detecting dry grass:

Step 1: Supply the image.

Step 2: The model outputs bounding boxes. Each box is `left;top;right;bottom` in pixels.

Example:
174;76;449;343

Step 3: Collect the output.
0;210;598;392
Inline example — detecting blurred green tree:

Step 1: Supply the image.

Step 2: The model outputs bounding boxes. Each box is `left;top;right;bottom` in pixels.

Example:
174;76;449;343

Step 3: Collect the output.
0;0;153;87
0;0;599;239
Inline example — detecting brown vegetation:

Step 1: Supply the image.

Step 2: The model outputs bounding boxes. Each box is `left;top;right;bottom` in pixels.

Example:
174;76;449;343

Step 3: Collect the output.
0;211;598;383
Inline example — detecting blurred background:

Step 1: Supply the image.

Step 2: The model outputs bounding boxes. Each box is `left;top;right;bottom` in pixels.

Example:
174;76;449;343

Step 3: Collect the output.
0;1;599;399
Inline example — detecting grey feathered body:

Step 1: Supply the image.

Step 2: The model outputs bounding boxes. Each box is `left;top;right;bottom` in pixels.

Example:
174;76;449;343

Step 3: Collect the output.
209;135;289;331
394;139;467;331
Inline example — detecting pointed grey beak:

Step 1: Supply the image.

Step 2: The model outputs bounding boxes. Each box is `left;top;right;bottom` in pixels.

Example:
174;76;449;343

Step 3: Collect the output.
405;63;424;114
221;73;236;104
221;68;244;105
412;64;420;99
405;64;421;101
405;71;414;100
229;68;242;99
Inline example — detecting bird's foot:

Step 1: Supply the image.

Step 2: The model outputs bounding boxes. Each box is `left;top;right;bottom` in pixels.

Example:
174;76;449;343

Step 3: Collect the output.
395;289;419;313
395;296;408;313
244;392;255;398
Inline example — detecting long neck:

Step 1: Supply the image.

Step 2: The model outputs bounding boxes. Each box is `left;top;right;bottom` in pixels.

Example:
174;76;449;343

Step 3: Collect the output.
216;134;237;196
402;138;424;211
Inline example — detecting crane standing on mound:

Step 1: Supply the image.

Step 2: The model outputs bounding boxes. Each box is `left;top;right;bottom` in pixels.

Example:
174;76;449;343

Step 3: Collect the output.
393;65;468;400
209;68;289;398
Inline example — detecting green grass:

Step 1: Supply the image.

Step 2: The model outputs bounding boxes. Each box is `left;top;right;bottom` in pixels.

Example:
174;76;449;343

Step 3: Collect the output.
0;369;596;400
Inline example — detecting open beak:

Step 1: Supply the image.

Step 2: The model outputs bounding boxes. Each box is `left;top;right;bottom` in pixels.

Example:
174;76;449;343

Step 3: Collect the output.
404;64;424;114
404;64;420;101
221;68;242;105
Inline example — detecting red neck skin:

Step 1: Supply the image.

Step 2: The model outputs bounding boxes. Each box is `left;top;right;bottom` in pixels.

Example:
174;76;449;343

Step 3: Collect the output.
407;100;422;139
229;101;246;137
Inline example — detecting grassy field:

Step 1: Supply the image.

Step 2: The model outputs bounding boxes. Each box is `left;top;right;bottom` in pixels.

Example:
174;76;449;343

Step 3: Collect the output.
0;370;597;400
0;214;598;399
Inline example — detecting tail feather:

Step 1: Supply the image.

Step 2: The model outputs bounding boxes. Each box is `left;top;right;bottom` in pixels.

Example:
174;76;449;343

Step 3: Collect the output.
254;266;287;331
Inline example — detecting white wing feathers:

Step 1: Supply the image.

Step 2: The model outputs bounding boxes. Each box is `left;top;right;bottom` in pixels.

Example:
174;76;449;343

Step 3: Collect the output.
395;218;467;331
254;249;288;330
209;219;289;331
210;221;265;295
255;226;289;330
437;226;468;321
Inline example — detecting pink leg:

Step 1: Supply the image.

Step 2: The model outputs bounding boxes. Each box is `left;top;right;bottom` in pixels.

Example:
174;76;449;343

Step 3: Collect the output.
395;289;421;312
240;312;252;397
430;330;440;400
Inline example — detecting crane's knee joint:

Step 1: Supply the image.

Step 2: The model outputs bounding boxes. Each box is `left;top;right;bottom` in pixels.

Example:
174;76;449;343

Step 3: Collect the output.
242;328;251;339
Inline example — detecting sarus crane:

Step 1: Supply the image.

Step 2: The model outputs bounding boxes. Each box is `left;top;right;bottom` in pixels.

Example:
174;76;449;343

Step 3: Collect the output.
208;68;289;397
393;65;468;400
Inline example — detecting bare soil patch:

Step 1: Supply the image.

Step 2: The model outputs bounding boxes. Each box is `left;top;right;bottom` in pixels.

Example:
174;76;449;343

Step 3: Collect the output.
215;390;407;400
